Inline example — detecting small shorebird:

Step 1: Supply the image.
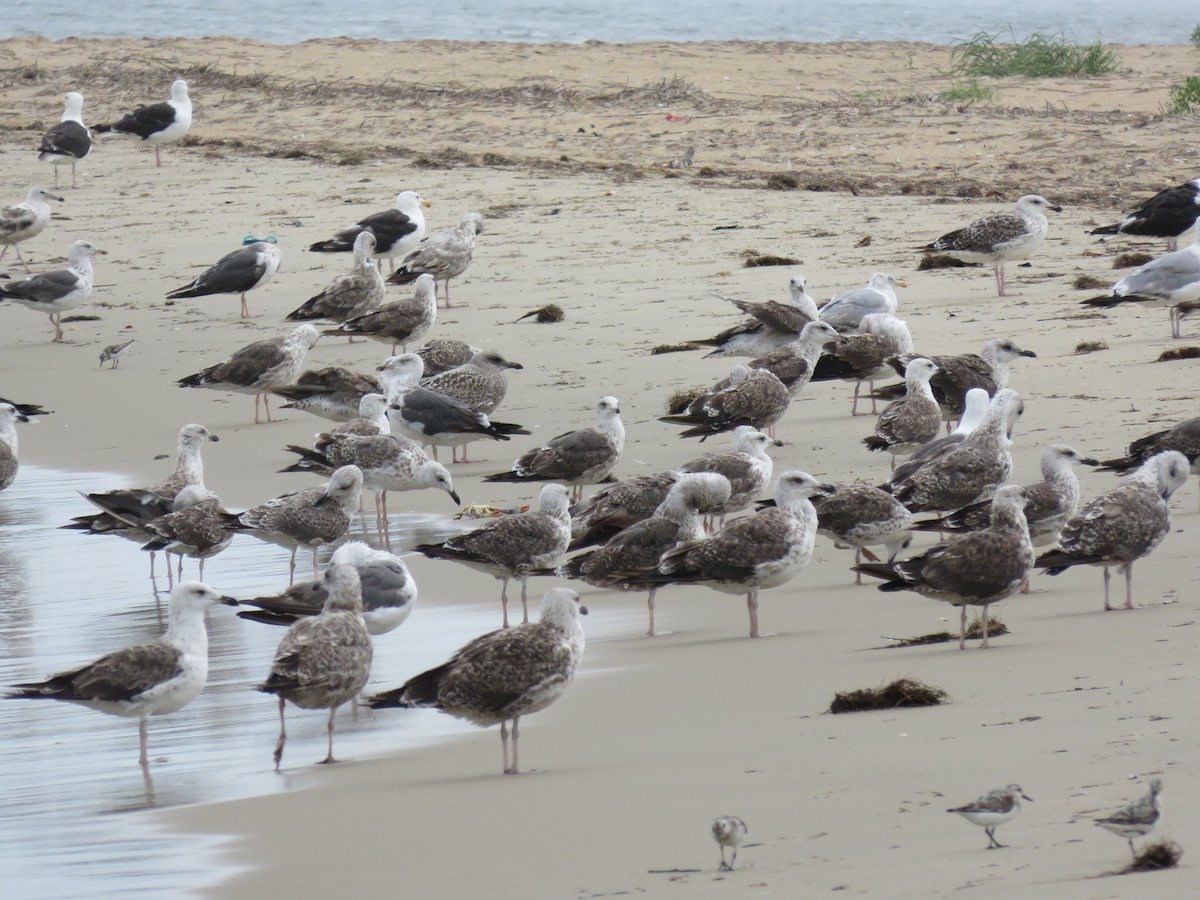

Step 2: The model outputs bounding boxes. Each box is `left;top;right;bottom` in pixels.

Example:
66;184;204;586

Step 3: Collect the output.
711;816;748;870
947;783;1031;849
1095;778;1163;859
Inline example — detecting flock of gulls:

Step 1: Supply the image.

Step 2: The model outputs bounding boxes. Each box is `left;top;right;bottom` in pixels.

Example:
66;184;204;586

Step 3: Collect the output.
1;78;1198;873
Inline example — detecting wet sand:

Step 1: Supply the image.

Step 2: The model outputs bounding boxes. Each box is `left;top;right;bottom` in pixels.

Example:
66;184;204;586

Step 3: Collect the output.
1;37;1198;897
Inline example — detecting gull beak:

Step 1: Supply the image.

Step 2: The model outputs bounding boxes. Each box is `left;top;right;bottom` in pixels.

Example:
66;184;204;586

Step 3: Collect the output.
218;595;240;606
209;433;220;442
578;604;589;615
15;413;30;424
50;192;65;203
449;489;462;505
1079;456;1100;466
1019;349;1038;358
506;361;524;370
1049;205;1063;212
817;483;838;496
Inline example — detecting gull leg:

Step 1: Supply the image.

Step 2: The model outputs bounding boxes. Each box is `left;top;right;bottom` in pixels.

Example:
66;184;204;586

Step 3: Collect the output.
1125;563;1134;610
510;716;521;774
500;577;511;628
264;393;274;423
16;244;32;275
855;547;863;585
981;603;991;648
51;313;64;342
747;589;760;638
959;605;967;650
520;579;530;624
254;393;264;425
139;717;151;783
647;588;658;637
850;381;861;416
1103;566;1112;611
311;546;320;581
500;719;512;774
288;546;298;586
198;557;205;580
319;704;340;764
273;696;287;771
53;165;60;189
1128;838;1136;859
155;145;163;167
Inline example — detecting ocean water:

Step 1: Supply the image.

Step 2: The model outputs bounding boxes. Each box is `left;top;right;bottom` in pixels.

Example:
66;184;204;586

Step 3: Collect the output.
6;0;1198;45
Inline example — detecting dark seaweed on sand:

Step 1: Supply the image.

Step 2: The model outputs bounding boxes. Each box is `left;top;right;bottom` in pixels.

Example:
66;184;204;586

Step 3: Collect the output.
1156;346;1200;362
828;677;948;714
1125;839;1183;872
883;617;1007;648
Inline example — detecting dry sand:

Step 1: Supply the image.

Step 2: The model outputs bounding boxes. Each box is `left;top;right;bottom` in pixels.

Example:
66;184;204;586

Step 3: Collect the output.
1;37;1198;897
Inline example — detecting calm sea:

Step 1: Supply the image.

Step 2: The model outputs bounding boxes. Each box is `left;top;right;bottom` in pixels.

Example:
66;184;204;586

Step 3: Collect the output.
6;0;1198;45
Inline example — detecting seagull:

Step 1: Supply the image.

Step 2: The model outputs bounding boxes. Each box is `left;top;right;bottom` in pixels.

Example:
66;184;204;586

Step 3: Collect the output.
0;186;62;274
660;365;790;441
387;211;484;307
855;485;1033;649
0;238;99;341
808;313;914;415
7;583;236;786
921;194;1062;296
286;231;383;329
38;92;91;188
818;273;905;332
1093;178;1200;250
378;354;530;462
888;389;1023;513
368;587;586;775
680;426;782;526
1081;232;1200;339
228;464;364;583
309;190;429;271
272;366;383;423
721;320;847;399
1098;415;1200;510
417;338;479;377
0;403;30;492
947;784;1031;849
1036;450;1190;610
140;485;235;582
323;272;436;351
887;387;990;487
711;816;749;870
237;541;416;636
166;238;282;318
177;323;319;424
99;338;135;369
1095;779;1163;859
692;274;819;358
422;349;523;416
863;358;941;466
559;473;732;636
484;396;625;500
627;471;835;638
810;483;913;584
415;483;572;628
93;78;192;168
257;562;373;770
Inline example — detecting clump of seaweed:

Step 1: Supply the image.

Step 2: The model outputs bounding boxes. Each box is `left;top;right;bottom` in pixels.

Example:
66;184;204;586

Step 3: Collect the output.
828;677;949;714
1125;839;1182;872
1113;252;1154;269
664;385;706;414
765;173;800;191
744;255;800;268
1074;340;1108;354
1156;346;1200;362
883;617;1007;648
515;304;564;324
918;255;975;270
1073;274;1109;289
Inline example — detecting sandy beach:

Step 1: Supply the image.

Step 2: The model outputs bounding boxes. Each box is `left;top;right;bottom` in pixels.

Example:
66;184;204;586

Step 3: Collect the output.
1;37;1199;897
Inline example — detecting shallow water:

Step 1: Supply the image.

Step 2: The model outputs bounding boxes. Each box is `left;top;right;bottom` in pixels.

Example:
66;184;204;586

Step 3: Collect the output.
0;465;632;897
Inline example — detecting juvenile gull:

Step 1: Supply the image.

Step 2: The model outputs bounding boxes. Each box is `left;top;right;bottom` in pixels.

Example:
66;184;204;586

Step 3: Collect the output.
387;211;484;307
422;349;523;416
310;190;429;271
888;389;1022;513
887;388;990;487
178;323;320;424
808;313;914;415
166;238;282;319
568;471;681;551
0;403;30;492
863;358;941;466
818;273;905;332
485;396;624;499
913;444;1099;548
1036;450;1190;610
273;366;382;423
680;427;782;525
0;238;98;342
628;471;834;638
228;464;364;583
692;274;818;358
8;583;236;785
415;483;572;628
323;392;390;439
38;92;91;188
140;485;235;582
810;483;913;584
237;541;416;636
1095;779;1163;859
921;194;1062;296
1098;415;1200;509
418;338;479;377
559;473;732;636
286;231;383;328
712;816;749;871
93;78;192;168
0;186;62;273
257;562;373;770
378;354;530;462
99;338;135;369
855;485;1033;649
281;431;461;533
660;365;789;441
881;338;1037;425
721;320;846;399
1081;232;1200;338
1093;178;1200;250
947;784;1032;849
368;587;586;775
324;273;436;351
